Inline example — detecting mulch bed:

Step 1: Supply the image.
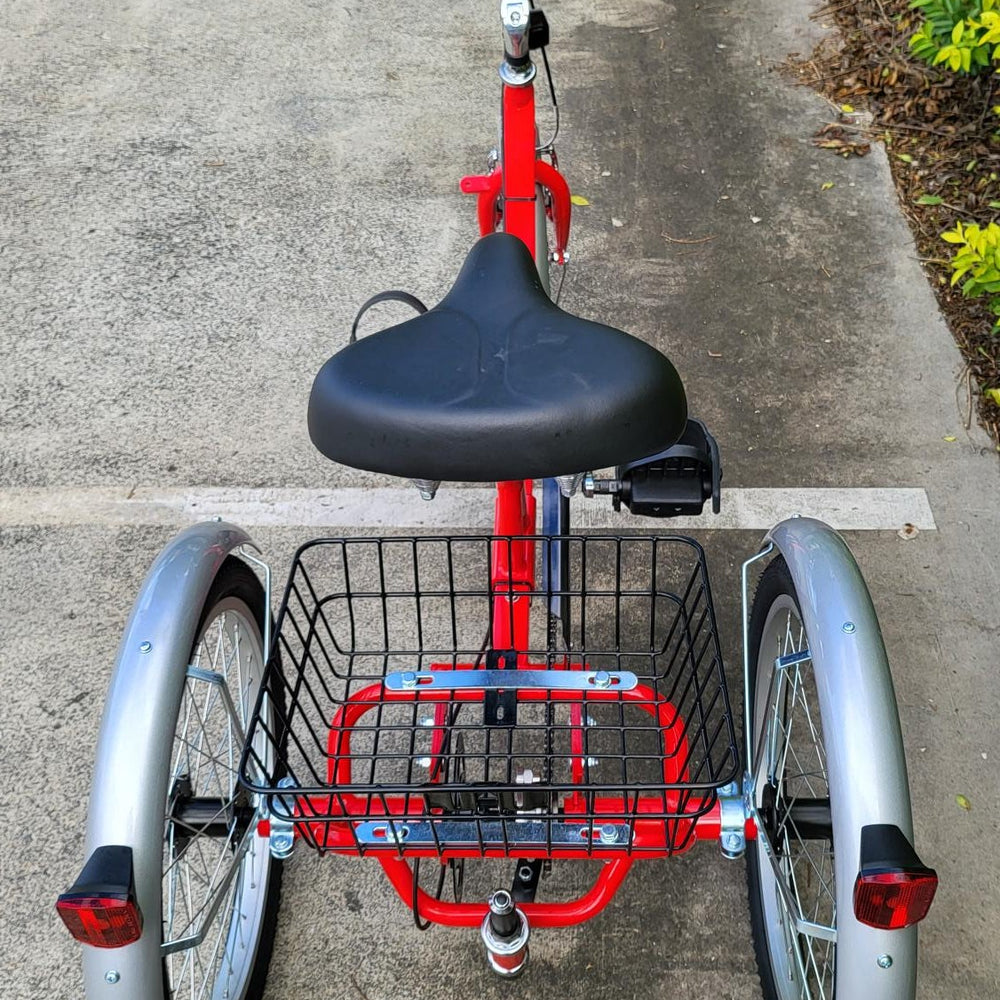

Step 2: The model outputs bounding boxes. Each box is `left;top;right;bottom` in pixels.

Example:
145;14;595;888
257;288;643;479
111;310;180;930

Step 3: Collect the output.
786;0;1000;448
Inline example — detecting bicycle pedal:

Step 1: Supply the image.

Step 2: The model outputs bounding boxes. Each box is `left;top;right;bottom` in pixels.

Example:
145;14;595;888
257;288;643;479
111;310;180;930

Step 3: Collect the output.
588;418;721;517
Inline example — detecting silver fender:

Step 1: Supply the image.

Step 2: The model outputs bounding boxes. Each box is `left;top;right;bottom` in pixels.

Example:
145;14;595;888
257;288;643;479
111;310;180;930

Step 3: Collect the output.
762;517;916;998
81;521;256;999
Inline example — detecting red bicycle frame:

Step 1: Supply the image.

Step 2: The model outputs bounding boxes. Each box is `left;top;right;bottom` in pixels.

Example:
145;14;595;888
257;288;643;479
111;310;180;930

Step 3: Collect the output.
460;52;571;651
304;72;738;929
263;52;744;934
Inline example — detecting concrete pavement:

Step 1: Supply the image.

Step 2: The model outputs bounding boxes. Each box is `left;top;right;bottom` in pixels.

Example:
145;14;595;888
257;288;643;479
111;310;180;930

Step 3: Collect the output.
2;0;998;997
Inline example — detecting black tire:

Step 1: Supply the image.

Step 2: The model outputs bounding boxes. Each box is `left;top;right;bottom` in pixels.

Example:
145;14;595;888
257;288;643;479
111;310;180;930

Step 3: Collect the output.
745;557;837;999
161;557;282;1000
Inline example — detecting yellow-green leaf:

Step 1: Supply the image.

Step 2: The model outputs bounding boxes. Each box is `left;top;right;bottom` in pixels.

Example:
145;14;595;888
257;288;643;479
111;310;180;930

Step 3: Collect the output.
916;194;943;205
841;103;854;113
898;153;914;164
956;793;972;811
985;388;1000;405
570;195;590;206
943;435;957;442
952;20;964;45
821;182;834;191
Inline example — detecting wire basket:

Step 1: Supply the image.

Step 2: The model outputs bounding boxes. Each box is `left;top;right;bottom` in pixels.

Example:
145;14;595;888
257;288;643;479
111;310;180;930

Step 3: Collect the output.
240;535;739;857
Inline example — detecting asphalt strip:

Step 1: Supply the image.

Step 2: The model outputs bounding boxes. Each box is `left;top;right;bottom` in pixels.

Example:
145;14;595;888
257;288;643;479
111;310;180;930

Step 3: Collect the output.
0;486;936;531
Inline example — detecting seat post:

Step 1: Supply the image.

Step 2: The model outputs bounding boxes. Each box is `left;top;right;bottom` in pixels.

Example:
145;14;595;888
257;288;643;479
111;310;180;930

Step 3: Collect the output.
491;480;537;652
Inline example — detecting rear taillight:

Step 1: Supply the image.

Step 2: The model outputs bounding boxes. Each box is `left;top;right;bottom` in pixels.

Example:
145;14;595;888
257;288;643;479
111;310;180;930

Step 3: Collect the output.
57;845;143;948
56;895;143;948
853;870;938;929
853;824;937;930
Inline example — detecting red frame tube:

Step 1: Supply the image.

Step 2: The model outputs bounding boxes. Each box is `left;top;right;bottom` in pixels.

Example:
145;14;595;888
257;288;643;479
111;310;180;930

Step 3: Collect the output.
379;856;632;928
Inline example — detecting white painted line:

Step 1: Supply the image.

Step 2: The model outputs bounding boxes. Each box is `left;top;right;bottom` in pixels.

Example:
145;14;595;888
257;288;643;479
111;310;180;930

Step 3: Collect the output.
0;487;936;531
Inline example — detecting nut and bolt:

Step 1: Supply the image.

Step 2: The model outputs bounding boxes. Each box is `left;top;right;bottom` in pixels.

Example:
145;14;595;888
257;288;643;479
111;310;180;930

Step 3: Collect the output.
877;954;893;970
401;671;418;689
490;889;515;915
842;621;857;634
139;641;152;653
104;971;120;985
269;829;294;857
593;670;612;689
598;823;618;845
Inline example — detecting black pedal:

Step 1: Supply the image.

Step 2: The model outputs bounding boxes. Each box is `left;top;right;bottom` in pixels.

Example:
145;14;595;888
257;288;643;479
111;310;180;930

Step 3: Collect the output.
423;784;550;816
484;649;518;726
615;418;721;517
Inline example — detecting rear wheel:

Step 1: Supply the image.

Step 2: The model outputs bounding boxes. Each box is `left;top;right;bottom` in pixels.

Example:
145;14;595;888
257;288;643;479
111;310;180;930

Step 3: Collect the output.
746;557;837;999
161;558;281;1000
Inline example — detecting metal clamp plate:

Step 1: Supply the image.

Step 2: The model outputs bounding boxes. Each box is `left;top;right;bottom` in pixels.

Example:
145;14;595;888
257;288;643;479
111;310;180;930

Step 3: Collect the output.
354;819;631;848
384;669;638;692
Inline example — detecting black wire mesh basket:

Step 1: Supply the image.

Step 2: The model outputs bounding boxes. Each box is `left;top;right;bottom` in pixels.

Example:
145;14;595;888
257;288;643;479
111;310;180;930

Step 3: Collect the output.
240;535;739;857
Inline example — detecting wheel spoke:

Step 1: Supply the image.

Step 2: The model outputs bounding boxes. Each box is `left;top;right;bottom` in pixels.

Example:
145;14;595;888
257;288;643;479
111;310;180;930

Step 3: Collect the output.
162;585;275;1000
752;583;836;999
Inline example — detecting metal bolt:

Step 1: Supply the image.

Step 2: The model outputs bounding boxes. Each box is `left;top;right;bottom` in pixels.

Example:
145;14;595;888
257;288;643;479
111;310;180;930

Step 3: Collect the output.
877;954;893;970
270;830;294;858
585;756;600;768
598;824;618;845
139;641;152;653
416;757;432;768
490;889;514;915
401;671;418;689
593;670;612;689
842;621;856;634
104;971;120;985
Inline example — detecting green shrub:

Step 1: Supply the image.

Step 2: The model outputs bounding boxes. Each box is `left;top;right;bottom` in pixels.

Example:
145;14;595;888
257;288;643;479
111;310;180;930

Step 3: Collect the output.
942;221;1000;328
909;0;1000;73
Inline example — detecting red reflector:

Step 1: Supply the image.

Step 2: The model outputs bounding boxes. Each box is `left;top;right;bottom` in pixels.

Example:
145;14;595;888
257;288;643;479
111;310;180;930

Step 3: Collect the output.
257;818;271;838
56;895;143;948
853;871;938;929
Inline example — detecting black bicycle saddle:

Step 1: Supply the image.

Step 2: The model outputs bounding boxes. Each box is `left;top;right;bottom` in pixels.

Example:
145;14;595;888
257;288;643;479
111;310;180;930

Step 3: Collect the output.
308;233;687;481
